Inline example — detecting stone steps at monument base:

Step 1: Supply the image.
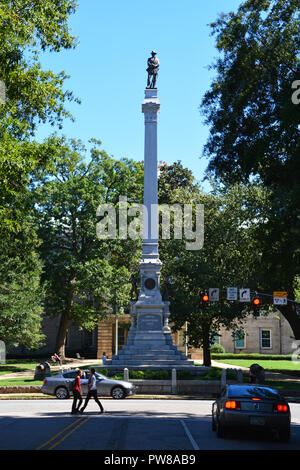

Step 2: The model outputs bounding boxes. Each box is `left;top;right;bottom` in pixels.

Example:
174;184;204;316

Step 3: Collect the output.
114;354;187;360
111;350;187;358
118;349;180;356
119;345;180;352
106;359;193;366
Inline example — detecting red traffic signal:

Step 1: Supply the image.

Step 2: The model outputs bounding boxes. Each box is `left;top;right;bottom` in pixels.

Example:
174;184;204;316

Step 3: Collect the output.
252;297;261;315
202;293;209;309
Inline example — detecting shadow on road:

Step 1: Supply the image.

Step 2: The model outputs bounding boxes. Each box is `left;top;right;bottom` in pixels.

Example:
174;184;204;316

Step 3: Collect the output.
0;414;299;450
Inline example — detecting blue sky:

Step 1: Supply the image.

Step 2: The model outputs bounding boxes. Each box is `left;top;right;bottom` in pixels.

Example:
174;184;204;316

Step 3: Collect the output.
38;0;242;192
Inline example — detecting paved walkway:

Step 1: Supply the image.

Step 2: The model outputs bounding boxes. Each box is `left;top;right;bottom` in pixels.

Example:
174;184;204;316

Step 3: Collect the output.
0;359;100;379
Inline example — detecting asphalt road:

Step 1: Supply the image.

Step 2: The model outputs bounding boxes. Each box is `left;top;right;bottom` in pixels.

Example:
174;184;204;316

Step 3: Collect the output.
0;399;300;451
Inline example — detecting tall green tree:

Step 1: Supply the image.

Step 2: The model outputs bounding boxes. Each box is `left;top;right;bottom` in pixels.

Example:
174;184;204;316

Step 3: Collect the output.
0;1;79;350
33;137;144;358
0;0;79;230
160;176;267;366
200;0;300;338
0;221;45;349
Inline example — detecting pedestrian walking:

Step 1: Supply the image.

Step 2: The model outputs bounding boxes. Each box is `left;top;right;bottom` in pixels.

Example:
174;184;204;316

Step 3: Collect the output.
51;352;62;366
71;369;83;414
80;368;104;414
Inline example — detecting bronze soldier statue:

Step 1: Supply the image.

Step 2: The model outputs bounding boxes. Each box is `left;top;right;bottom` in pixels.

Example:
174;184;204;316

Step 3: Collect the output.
146;51;159;89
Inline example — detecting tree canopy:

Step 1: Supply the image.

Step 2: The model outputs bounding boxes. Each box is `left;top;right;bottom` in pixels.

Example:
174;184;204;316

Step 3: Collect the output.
32;137;144;358
0;0;79;230
200;0;300;338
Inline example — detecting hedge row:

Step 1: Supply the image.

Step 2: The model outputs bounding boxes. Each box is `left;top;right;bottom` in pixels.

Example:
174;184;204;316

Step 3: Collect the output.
211;353;300;360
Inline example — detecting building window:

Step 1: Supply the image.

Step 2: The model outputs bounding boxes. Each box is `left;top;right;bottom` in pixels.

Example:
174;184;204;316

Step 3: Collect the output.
210;330;220;346
234;329;246;349
260;330;272;349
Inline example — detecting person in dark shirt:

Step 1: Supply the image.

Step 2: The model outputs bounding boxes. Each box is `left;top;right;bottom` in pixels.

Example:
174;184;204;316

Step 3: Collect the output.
71;369;83;414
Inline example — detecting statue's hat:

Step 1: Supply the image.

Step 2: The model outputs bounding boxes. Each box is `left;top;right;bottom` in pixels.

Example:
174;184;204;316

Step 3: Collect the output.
151;50;157;55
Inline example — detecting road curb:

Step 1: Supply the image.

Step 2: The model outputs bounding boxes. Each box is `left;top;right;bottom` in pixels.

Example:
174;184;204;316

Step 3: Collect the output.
0;394;214;400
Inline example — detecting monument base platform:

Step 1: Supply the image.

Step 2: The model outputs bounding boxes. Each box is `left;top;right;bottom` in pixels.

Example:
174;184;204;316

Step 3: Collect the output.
106;328;195;368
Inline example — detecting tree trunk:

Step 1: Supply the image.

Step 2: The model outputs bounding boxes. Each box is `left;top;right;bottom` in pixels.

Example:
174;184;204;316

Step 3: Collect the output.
202;327;211;367
55;309;70;360
278;302;300;340
55;279;76;359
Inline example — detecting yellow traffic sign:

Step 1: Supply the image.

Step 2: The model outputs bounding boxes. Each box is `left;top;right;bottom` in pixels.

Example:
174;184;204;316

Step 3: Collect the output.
273;291;287;297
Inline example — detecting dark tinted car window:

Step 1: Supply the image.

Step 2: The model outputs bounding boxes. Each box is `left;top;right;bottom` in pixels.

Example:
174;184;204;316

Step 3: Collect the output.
63;371;77;379
227;385;281;400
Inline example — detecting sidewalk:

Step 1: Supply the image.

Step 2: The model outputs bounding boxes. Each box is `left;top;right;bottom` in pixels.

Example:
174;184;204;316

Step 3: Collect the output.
0;359;100;380
211;360;248;371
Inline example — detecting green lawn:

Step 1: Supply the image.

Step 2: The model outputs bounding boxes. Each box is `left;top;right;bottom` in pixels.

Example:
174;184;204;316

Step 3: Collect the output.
0;360;40;375
0;378;43;386
264;380;300;391
214;359;300;371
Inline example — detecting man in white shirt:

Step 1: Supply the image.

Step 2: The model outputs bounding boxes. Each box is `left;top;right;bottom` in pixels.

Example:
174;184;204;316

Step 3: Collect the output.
80;368;104;414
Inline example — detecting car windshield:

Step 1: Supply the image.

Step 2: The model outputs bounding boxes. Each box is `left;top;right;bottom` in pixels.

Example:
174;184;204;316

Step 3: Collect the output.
82;371;107;380
95;372;107;380
227;385;281;400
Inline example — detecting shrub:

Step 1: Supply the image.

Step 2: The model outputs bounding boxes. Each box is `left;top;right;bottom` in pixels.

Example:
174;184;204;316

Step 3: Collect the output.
211;353;299;360
210;344;225;354
128;370;170;380
130;370;145;379
202;368;222;380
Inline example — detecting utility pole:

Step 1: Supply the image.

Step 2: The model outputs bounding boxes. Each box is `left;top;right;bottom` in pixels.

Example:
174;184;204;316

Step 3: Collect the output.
185;321;188;357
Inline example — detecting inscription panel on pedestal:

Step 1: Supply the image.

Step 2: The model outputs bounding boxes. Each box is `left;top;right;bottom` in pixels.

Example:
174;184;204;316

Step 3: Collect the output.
138;313;162;331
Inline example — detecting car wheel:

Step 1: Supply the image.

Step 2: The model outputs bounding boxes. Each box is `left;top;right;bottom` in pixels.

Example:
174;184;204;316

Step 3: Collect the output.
216;419;226;438
111;386;126;399
279;428;290;443
55;386;69;399
212;415;217;431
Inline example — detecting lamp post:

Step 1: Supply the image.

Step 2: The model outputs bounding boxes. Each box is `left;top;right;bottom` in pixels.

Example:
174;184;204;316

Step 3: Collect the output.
115;305;124;356
185;321;188;357
115;309;118;356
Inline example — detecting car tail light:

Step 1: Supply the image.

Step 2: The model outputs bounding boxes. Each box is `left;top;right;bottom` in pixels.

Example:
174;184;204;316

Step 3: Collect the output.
251;398;262;401
225;400;241;410
273;403;288;413
43;380;47;385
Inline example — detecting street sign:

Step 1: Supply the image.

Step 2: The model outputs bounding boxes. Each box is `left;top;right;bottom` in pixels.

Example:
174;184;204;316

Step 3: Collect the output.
239;288;250;302
227;287;238;301
273;291;288;297
274;297;288;305
209;288;219;301
273;291;288;305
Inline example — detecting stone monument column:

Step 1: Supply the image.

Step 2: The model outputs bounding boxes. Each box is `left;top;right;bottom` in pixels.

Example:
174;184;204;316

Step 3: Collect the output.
133;87;167;341
142;88;160;259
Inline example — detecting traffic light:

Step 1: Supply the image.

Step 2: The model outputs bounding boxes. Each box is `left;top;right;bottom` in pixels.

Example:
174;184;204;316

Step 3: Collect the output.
202;292;209;309
252;297;261;316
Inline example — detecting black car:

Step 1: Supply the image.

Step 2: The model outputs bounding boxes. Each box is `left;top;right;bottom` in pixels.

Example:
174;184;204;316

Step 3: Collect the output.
212;384;291;441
